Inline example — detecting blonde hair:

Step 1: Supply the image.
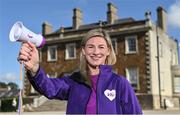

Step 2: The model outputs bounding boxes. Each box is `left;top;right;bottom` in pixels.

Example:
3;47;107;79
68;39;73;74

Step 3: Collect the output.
80;28;116;78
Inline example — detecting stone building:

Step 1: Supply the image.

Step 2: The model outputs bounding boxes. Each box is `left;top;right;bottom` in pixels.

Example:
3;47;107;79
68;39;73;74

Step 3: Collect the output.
24;3;180;109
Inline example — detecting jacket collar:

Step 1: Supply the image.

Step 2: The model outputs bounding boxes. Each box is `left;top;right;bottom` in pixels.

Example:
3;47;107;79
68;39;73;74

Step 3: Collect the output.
69;65;113;87
98;65;113;90
99;65;113;74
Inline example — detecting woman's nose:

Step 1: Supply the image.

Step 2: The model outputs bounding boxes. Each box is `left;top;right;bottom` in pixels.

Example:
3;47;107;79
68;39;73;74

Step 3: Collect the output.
93;47;100;54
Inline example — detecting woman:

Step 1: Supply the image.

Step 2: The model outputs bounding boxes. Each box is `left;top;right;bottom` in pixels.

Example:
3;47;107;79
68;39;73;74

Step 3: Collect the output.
18;29;142;114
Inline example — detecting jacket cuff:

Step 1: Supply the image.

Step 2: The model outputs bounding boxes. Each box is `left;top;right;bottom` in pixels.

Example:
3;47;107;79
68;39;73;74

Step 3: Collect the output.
27;66;40;79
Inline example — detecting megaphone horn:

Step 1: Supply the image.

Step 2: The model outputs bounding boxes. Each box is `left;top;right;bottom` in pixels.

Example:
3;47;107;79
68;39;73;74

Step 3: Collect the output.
9;21;46;48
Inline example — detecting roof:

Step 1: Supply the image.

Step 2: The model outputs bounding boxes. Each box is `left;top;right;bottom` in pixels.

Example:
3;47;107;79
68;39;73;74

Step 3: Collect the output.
44;17;149;45
0;89;19;99
50;17;136;35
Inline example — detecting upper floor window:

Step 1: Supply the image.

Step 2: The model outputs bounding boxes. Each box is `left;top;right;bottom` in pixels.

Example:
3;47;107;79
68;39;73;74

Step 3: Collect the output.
111;38;117;54
47;46;57;61
125;36;138;54
65;43;76;60
126;67;139;90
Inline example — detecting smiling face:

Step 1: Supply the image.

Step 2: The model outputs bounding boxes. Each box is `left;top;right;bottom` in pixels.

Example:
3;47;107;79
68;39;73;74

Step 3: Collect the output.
82;36;110;69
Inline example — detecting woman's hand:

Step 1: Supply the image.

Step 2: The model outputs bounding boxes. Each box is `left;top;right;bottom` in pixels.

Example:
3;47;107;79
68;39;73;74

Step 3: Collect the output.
18;41;39;76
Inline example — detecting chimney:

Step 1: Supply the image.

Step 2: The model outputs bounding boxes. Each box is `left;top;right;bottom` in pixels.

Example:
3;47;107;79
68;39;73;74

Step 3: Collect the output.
145;11;151;20
145;11;152;27
73;8;82;29
42;21;52;35
157;6;167;33
107;2;118;24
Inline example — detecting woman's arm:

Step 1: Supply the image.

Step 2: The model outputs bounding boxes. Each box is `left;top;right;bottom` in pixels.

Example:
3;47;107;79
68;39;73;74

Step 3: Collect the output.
26;68;72;100
18;42;72;100
119;77;142;114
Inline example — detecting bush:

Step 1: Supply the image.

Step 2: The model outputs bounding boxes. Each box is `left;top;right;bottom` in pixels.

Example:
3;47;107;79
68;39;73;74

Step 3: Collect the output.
1;97;18;112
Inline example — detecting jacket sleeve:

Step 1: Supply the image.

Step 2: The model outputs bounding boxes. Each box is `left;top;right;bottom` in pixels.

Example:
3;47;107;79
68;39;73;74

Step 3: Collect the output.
27;67;72;100
119;77;142;114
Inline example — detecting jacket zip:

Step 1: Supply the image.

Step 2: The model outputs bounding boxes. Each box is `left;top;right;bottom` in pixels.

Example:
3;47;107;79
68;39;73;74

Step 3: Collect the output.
85;77;99;114
96;74;100;114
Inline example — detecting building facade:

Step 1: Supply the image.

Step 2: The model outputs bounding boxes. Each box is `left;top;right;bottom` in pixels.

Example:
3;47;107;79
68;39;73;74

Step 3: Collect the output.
24;3;180;109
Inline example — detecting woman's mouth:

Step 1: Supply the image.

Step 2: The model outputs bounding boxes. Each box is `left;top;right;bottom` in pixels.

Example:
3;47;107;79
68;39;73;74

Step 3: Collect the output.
91;56;101;61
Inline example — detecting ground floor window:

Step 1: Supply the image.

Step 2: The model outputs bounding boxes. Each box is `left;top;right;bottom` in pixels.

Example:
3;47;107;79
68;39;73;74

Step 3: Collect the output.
125;67;139;90
174;75;180;93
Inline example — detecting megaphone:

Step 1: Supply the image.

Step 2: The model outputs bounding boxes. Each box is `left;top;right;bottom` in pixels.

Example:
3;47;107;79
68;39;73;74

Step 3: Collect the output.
9;21;46;48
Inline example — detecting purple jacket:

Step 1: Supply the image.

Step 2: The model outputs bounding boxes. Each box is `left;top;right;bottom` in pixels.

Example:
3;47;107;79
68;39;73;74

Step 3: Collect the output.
27;65;142;114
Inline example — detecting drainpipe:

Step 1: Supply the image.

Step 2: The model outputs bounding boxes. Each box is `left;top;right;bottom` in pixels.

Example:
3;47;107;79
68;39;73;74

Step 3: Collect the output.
156;24;163;108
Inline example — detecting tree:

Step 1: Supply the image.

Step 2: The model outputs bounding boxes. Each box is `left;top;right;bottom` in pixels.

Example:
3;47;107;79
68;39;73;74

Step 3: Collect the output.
0;81;7;88
7;82;18;89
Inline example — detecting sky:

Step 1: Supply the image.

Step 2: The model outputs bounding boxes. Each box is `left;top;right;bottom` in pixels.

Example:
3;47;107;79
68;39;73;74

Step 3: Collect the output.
1;0;180;87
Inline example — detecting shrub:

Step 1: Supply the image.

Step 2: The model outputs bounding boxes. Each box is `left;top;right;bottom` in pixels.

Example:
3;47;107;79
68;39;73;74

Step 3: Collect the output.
1;97;18;112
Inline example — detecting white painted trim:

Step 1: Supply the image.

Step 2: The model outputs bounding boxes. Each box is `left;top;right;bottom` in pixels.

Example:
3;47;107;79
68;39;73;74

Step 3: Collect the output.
125;35;138;54
65;43;76;60
111;38;118;54
125;67;140;90
47;45;57;62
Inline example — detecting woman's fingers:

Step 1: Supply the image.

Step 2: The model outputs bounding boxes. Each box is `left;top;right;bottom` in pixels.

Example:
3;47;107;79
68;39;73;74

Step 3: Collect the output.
19;46;31;61
21;43;32;53
27;41;36;51
24;61;33;70
18;41;39;73
19;54;30;60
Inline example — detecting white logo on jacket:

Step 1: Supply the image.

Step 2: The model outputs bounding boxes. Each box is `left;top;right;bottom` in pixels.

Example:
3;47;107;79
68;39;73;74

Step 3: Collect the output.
104;89;116;101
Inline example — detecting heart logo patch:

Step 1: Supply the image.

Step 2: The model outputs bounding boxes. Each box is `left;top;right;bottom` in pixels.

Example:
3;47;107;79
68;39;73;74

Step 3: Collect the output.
104;89;116;101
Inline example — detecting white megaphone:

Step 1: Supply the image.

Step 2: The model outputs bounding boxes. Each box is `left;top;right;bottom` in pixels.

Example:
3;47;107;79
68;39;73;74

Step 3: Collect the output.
9;21;46;48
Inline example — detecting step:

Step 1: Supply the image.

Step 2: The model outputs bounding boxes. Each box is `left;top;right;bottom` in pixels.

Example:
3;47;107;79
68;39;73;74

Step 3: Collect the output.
32;99;67;112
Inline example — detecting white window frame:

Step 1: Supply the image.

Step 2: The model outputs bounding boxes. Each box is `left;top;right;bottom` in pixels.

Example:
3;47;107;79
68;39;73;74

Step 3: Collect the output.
47;72;57;78
111;38;118;54
125;67;140;90
65;43;76;60
47;45;57;62
125;36;138;54
174;75;180;93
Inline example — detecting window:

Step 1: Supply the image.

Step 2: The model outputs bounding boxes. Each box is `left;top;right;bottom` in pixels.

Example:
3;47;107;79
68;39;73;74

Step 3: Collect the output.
125;36;138;54
47;46;57;61
126;67;139;89
65;43;76;60
111;38;117;54
174;76;180;93
113;68;118;74
47;72;57;78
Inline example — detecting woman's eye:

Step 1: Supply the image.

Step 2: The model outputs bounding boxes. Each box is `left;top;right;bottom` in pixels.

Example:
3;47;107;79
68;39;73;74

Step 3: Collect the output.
88;46;93;48
99;46;105;49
